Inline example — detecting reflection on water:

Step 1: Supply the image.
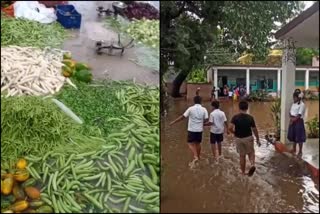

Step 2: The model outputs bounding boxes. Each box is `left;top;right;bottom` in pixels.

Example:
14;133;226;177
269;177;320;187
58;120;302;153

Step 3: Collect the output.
161;100;319;213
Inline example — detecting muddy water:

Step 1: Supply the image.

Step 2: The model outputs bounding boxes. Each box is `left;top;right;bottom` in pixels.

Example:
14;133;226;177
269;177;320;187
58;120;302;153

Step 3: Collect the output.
161;100;319;213
62;1;159;85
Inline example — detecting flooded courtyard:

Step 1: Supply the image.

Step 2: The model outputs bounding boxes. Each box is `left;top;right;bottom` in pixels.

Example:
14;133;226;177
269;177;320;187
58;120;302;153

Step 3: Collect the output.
161;100;319;213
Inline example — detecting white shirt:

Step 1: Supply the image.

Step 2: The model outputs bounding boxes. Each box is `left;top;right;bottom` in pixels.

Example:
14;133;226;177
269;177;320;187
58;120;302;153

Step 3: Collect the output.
228;91;233;96
209;109;227;134
290;101;305;119
183;104;208;132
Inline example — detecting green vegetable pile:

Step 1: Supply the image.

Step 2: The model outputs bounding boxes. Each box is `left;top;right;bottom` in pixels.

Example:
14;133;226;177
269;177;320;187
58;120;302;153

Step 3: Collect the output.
104;17;159;49
126;19;159;49
1;15;66;48
0;96;101;169
24;81;160;213
56;81;126;137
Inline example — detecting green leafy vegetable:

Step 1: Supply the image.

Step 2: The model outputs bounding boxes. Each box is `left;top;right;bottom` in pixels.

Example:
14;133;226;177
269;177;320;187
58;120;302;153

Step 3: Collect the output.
1;14;67;48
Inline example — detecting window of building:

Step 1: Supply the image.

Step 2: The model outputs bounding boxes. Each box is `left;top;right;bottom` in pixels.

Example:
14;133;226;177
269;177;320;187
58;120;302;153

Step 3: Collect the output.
268;79;273;89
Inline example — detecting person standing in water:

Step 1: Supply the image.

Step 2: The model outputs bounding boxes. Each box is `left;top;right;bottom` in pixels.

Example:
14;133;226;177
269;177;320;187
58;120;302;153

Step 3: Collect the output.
170;96;209;165
205;100;229;161
229;101;261;176
288;92;306;157
196;87;201;96
211;86;217;101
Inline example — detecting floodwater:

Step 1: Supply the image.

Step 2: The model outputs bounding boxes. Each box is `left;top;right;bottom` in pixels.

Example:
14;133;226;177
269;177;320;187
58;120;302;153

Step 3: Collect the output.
62;1;159;85
161;100;319;213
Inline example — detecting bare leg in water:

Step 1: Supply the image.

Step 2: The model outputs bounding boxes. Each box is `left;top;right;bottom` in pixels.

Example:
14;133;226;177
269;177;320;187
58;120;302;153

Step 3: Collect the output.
240;154;246;175
291;142;297;154
217;142;222;157
195;143;201;159
188;143;199;161
211;144;217;160
248;152;255;167
297;143;303;157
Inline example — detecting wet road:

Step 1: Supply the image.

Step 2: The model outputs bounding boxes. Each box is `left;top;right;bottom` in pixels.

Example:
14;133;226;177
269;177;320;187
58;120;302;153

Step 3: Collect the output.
161;100;319;213
63;1;159;85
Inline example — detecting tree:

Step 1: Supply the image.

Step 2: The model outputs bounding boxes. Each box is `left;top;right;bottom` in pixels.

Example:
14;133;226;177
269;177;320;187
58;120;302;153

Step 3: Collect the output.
296;48;319;65
161;1;304;97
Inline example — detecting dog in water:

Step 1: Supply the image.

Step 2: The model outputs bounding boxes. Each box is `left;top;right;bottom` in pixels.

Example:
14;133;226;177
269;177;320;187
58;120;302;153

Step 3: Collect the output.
265;131;279;146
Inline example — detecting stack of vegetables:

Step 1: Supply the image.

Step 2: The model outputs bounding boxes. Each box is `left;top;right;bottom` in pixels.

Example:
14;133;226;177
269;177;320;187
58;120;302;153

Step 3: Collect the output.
126;19;159;48
123;2;159;20
0;96;103;170
61;53;93;83
1;81;160;213
1;14;66;48
1;46;77;97
1;159;53;213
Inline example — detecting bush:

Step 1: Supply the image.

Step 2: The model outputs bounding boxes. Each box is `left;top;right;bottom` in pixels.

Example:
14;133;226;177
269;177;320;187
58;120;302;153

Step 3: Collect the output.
270;98;281;137
247;89;269;101
187;68;207;83
303;90;319;100
305;116;319;138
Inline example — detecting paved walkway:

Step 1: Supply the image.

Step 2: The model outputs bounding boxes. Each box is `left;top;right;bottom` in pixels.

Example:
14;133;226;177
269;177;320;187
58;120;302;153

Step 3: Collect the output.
301;138;319;169
284;138;319;169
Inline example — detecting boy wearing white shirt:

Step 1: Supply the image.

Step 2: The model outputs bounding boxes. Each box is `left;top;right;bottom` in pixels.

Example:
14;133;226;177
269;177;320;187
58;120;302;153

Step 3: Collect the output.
205;101;229;160
170;96;209;163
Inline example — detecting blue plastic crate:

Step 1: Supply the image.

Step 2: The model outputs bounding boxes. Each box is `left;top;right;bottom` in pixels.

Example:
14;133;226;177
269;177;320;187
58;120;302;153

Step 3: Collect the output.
56;5;81;29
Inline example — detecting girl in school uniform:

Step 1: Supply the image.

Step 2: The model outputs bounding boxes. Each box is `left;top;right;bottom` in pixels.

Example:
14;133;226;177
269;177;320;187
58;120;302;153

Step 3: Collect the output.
287;91;306;157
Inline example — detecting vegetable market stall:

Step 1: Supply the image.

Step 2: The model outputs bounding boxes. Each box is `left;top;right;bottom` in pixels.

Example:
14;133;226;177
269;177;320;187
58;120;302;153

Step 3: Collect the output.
1;3;160;213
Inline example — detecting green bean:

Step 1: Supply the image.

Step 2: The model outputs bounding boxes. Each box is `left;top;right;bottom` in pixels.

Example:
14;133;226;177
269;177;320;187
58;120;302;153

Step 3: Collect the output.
52;171;59;191
83;193;104;210
122;197;131;213
47;174;54;196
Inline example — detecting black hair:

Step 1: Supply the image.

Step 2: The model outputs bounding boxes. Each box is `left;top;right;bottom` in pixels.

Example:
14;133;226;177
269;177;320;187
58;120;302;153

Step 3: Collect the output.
239;100;249;111
194;96;202;104
293;92;301;104
211;100;220;109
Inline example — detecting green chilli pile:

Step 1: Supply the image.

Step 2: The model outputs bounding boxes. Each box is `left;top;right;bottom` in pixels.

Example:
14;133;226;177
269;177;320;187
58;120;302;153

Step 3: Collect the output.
1;15;66;48
23;82;160;213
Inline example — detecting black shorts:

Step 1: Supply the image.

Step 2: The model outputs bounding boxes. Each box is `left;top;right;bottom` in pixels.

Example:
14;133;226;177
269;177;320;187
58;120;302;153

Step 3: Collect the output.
210;133;224;144
187;131;202;143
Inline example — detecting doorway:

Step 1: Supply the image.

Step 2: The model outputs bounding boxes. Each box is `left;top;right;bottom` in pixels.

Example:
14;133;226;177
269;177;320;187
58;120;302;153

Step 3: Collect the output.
218;76;228;96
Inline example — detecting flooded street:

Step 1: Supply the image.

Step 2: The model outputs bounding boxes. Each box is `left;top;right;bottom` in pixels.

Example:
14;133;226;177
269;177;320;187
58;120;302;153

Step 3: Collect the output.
62;1;159;85
161;100;319;213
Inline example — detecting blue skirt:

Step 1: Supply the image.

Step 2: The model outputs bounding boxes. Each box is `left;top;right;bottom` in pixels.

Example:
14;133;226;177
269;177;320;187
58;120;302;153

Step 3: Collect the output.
287;118;306;143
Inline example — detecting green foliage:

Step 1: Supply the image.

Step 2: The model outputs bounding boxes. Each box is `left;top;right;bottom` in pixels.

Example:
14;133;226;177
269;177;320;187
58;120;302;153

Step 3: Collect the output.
187;68;207;83
303;90;319;100
305;116;319;138
296;48;319;65
270;98;281;137
247;90;271;102
161;1;303;96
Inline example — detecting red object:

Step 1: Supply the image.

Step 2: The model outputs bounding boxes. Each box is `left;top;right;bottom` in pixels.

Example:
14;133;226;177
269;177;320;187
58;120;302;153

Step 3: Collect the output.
274;142;289;153
1;4;14;17
39;1;68;8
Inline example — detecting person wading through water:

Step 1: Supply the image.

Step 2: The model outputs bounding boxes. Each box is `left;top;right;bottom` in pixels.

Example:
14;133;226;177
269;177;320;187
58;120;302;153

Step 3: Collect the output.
170;95;209;166
229;101;261;176
204;100;229;162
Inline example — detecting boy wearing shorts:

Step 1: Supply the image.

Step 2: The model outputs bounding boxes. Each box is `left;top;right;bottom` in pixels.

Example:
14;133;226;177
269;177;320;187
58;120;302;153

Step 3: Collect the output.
229;101;261;176
170;96;209;164
205;101;229;160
